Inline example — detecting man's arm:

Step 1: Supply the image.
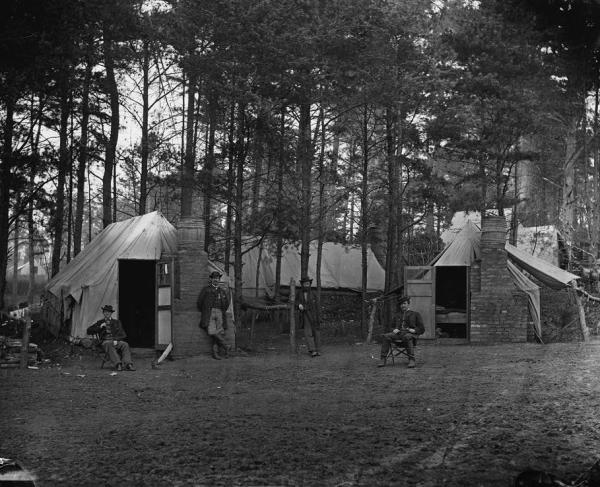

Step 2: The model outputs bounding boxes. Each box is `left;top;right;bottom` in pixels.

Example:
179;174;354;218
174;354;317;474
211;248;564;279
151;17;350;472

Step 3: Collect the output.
412;311;425;335
112;320;127;341
196;287;207;311
86;320;103;336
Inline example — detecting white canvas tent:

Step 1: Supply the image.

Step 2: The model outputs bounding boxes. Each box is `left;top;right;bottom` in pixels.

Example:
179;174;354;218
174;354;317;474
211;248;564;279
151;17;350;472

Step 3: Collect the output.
241;242;386;296
432;220;579;338
45;212;233;340
45;212;177;338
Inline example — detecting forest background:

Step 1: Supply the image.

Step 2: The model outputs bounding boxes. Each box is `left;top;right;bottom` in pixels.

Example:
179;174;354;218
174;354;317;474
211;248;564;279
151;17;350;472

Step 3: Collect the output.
1;0;600;328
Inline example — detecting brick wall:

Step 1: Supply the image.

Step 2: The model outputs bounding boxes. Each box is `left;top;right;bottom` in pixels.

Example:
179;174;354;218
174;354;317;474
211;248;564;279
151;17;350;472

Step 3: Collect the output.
470;217;529;342
171;217;235;358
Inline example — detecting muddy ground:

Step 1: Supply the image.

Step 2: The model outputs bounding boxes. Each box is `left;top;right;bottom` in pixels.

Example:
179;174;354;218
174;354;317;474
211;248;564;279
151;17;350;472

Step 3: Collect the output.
2;336;600;487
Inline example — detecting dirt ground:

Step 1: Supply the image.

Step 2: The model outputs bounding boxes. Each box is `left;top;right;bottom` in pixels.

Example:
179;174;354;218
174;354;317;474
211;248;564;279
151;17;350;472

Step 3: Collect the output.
2;336;600;487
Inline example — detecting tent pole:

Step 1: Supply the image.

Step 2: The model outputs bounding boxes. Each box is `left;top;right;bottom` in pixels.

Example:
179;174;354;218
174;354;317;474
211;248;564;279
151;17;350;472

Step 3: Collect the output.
289;278;297;353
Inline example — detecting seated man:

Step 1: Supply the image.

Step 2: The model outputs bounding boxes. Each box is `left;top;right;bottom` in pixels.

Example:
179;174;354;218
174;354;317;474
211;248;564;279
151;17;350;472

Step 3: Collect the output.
86;304;135;371
377;296;424;368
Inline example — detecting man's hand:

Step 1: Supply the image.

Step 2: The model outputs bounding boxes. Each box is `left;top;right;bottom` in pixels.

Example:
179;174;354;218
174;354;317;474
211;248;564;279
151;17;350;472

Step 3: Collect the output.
392;328;400;334
113;340;118;346
408;328;416;334
298;304;304;311
100;323;106;328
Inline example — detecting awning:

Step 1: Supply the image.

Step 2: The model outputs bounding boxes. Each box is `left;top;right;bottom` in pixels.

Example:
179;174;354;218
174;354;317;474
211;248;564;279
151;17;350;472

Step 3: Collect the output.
505;243;579;290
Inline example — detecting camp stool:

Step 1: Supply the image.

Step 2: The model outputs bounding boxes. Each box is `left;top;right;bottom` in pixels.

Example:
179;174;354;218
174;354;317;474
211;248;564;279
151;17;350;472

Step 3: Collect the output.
92;334;110;368
385;336;418;366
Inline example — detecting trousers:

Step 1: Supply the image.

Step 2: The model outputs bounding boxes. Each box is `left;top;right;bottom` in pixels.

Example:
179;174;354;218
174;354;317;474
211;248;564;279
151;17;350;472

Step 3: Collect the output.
208;309;228;351
380;331;415;360
102;340;132;366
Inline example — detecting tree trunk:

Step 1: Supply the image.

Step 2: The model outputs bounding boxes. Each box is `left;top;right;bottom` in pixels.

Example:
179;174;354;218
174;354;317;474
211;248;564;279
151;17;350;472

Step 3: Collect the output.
233;103;247;329
102;27;119;228
298;101;312;279
12;216;19;302
139;38;150;215
74;53;92;256
203;91;218;252
561;117;579;270
384;106;399;324
274;106;286;299
359;104;370;333
181;70;197;218
316;106;326;314
0;73;17;308
51;77;70;277
224;102;235;274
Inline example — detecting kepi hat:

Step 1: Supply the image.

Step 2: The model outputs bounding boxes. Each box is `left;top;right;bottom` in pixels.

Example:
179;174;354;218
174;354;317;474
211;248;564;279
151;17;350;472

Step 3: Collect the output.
101;304;115;313
398;296;410;304
209;271;222;279
299;276;313;283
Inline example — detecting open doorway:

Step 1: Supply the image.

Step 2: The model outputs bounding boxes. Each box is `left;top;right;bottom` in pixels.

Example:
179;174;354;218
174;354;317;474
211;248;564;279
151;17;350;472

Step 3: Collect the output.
435;266;468;339
118;260;156;348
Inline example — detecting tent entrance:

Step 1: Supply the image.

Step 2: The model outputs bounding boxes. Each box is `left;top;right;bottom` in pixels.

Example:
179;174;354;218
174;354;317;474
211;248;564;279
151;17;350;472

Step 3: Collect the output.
434;266;469;339
118;260;156;348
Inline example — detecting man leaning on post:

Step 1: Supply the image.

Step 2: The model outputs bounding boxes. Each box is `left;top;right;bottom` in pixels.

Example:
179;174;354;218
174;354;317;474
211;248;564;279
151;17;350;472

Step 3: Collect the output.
377;296;424;368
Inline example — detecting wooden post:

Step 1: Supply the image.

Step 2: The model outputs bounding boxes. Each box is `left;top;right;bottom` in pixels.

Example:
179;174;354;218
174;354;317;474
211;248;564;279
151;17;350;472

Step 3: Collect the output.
250;311;257;349
366;298;378;344
572;283;590;342
20;308;31;369
289;278;297;353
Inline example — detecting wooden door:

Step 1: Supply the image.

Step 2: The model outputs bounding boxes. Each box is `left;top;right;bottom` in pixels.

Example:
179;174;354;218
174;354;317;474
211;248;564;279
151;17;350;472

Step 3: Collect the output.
156;256;174;350
404;266;435;339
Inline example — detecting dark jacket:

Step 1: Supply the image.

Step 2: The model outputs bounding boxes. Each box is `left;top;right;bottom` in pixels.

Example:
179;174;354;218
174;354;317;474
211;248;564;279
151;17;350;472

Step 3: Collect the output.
86;318;127;341
296;289;320;329
392;309;425;336
197;284;230;329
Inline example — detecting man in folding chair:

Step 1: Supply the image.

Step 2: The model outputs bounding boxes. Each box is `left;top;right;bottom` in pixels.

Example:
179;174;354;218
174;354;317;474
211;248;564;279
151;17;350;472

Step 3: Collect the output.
86;304;135;371
377;296;424;368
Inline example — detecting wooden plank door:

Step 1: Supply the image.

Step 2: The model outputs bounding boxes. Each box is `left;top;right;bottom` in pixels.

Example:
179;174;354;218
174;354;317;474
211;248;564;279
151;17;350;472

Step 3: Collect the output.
404;266;435;339
156;256;174;350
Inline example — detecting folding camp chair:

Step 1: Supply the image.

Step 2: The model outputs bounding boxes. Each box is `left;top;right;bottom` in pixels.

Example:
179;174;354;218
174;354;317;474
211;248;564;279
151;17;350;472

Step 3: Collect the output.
91;334;110;369
385;336;418;366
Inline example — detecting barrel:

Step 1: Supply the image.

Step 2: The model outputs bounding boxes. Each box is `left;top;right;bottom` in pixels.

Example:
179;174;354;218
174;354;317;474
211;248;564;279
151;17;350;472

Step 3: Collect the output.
480;215;507;248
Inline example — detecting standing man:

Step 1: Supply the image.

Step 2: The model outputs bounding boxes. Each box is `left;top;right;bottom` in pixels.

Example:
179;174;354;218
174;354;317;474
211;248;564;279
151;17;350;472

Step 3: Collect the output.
377;296;424;368
197;270;230;360
87;305;135;371
297;276;321;357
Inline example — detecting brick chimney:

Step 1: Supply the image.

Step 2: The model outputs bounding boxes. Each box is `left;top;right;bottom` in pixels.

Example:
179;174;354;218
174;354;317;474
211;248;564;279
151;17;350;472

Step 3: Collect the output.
470;215;528;342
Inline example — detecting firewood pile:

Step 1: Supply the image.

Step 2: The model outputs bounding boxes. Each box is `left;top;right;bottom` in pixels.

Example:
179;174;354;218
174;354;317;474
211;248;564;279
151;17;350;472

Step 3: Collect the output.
0;337;39;368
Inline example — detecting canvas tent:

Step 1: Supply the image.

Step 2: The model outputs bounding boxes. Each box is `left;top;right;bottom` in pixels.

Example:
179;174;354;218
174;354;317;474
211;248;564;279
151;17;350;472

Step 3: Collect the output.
45;212;233;345
241;242;386;297
426;220;579;339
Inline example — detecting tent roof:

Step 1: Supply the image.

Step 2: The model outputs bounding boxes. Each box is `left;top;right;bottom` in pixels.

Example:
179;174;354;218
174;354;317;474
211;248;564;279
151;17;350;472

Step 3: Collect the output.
505;243;579;290
46;211;177;302
431;220;481;267
432;219;579;289
241;241;386;294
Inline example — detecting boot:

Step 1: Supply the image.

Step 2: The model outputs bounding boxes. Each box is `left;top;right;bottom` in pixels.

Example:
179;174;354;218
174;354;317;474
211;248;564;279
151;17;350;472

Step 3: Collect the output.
212;345;222;360
220;346;229;359
377;357;387;368
407;357;416;368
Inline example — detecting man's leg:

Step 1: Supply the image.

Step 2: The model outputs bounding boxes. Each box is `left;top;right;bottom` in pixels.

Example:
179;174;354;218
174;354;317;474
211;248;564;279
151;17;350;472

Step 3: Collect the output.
304;320;317;356
402;336;416;368
102;341;121;369
116;341;135;370
313;327;322;355
377;333;394;367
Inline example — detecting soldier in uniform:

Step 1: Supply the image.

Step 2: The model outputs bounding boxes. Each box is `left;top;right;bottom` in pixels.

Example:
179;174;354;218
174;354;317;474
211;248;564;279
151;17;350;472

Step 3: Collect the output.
197;271;230;360
377;296;424;368
297;276;322;357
